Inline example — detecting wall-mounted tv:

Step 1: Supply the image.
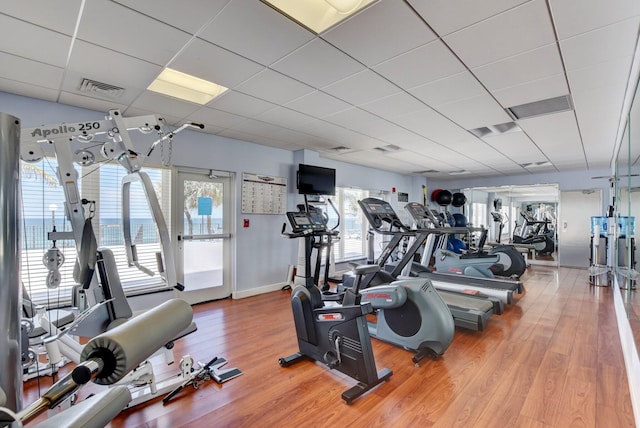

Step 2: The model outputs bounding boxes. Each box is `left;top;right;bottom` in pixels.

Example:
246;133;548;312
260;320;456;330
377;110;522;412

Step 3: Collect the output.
297;164;336;196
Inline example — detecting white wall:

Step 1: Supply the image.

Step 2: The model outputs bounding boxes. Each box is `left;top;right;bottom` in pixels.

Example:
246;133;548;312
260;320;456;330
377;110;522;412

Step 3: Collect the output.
428;169;620;216
1;91;419;296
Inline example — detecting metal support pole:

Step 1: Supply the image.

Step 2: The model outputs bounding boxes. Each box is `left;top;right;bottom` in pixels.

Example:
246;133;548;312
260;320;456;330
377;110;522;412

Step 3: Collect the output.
0;112;22;411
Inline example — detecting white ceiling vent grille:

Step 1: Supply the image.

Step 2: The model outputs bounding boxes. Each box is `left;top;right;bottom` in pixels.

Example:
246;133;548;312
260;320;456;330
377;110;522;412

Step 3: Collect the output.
373;144;401;153
330;146;351;152
469;121;520;138
507;95;573;120
413;169;439;174
79;78;125;99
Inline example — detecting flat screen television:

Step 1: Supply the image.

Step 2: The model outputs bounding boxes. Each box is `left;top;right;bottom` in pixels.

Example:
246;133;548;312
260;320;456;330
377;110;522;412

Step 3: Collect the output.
297;164;336;196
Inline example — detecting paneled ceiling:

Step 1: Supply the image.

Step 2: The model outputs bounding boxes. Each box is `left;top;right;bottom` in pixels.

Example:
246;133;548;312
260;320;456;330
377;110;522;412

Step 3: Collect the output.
1;0;639;179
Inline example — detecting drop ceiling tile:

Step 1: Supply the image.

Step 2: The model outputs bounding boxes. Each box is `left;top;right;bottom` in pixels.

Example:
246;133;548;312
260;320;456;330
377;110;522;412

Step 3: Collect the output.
1;0;82;35
121;106;183;126
372;40;465;90
59;92;129;113
472;44;563;91
269;128;335;150
322;1;437;67
392;107;472;143
435;94;512;130
360;92;427;120
198;0;314;66
567;56;634;94
443;0;555;68
492;74;569;107
518;111;585;164
481;132;548;163
408;0;530;36
323;107;401;137
409;72;488;107
234;68;315;104
113;0;230;34
78;0;192;65
66;41;163;90
560;17;639;72
443;139;512;163
388;151;457;170
207;91;277;118
571;82;627;152
187;107;252;130
554;160;592;171
255;107;315;129
224;117;288;137
296;120;384;150
285;91;352;118
322;69;401;106
0;51;64;90
399;139;477;165
169;38;264;89
0;78;59;102
549;0;640;39
0;15;71;67
271;38;365;89
130;91;202;119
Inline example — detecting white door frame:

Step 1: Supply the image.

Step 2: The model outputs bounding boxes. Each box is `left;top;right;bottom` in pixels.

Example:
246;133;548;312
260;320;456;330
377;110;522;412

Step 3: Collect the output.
172;167;234;304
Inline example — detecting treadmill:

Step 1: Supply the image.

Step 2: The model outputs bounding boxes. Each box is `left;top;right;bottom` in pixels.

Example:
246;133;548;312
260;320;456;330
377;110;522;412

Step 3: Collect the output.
353;198;499;331
403;202;523;304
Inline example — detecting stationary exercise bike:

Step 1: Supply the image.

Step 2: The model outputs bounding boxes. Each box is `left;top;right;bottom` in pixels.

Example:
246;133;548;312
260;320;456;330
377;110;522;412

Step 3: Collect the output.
278;242;393;404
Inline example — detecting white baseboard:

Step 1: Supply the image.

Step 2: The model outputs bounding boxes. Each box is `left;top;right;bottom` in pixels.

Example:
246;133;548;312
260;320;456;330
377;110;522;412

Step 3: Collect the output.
232;282;289;299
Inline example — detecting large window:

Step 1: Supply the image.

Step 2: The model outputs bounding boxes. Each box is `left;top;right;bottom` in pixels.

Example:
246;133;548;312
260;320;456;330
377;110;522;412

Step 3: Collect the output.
21;158;172;306
326;187;388;263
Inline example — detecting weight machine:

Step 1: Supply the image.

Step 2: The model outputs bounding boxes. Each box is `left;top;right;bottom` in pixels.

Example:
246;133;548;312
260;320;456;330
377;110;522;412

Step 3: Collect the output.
20;109;204;312
13;110;242;412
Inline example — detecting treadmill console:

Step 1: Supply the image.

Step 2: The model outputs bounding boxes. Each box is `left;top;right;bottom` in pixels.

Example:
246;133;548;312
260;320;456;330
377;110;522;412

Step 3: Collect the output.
358;198;405;231
405;202;443;227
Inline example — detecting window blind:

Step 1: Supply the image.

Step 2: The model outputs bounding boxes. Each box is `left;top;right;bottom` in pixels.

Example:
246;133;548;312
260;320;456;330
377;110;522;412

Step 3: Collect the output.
21;158;172;307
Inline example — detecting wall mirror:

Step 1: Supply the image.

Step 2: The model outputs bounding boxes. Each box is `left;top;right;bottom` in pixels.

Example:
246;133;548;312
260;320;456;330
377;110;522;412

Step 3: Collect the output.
616;67;640;346
462;185;559;267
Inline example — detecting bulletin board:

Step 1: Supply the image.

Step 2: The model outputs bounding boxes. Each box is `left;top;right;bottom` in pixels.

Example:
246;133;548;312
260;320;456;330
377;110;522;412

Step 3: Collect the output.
241;172;287;214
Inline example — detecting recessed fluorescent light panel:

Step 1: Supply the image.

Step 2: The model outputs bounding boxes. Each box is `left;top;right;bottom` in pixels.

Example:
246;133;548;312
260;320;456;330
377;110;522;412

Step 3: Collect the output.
147;68;228;105
262;0;378;33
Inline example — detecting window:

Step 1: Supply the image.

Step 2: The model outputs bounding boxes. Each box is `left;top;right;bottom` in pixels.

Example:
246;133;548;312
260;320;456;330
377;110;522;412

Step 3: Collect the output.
326;187;388;263
471;202;488;229
21;158;172;307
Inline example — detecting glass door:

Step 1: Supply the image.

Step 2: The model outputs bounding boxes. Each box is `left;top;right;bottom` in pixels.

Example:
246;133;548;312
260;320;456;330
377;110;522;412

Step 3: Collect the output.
174;168;232;304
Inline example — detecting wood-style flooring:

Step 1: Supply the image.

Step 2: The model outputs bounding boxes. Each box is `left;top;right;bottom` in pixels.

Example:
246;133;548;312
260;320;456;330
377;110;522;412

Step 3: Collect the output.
23;266;635;427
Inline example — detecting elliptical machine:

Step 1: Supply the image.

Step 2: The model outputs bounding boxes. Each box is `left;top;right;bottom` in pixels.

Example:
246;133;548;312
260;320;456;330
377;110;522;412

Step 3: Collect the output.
359;267;455;365
280;211;392;404
513;211;555;255
443;211;527;278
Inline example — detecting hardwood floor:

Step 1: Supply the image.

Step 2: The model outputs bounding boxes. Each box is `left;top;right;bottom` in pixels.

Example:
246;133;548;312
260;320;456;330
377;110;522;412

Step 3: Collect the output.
23;266;635;427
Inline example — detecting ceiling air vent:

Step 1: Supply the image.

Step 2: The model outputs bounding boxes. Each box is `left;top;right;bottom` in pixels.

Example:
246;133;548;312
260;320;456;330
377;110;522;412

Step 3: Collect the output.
373;144;401;153
469;126;492;138
79;78;125;99
469;121;520;138
506;95;573;120
330;146;351;152
413;169;439;174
